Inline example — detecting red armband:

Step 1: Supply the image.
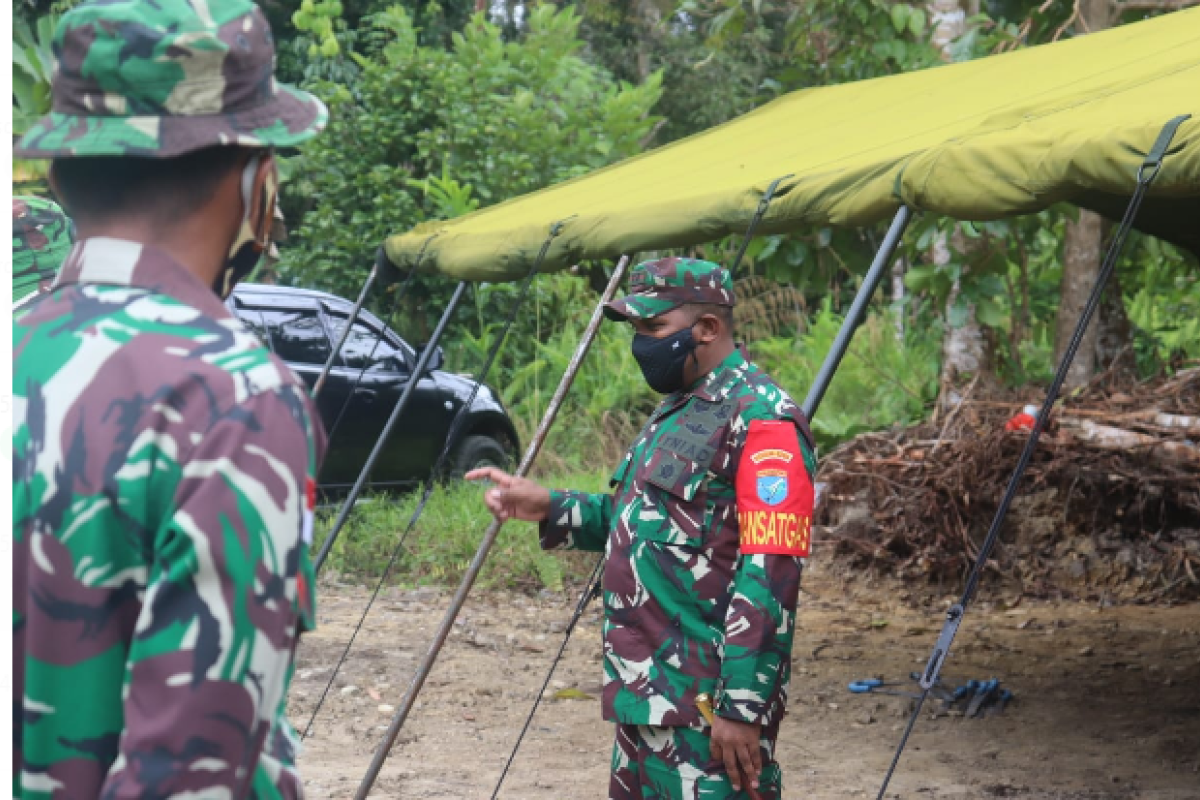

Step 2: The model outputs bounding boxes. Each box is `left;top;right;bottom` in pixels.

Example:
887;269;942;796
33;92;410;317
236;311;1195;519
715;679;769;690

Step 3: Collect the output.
735;419;814;557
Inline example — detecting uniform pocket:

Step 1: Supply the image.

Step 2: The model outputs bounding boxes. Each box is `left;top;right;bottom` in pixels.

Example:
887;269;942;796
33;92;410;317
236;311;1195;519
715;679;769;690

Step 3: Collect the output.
640;447;709;546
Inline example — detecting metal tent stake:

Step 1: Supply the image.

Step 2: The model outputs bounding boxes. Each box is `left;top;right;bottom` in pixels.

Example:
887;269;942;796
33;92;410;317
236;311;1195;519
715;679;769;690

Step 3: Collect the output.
313;281;468;572
352;255;632;800
802;205;912;419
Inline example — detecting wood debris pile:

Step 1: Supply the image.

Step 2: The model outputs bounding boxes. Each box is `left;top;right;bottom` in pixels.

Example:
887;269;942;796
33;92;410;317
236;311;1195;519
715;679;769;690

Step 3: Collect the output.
815;369;1200;602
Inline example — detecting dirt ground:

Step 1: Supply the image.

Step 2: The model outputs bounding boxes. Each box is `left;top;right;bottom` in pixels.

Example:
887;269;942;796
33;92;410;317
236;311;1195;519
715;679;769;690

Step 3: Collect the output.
292;558;1200;799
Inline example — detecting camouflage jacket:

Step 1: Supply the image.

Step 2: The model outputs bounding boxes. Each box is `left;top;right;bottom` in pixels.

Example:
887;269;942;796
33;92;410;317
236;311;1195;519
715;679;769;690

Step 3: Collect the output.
12;238;325;799
541;349;817;728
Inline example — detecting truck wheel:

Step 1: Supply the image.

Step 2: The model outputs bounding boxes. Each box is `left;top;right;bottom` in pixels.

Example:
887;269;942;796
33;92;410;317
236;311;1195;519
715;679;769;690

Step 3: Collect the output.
450;435;512;478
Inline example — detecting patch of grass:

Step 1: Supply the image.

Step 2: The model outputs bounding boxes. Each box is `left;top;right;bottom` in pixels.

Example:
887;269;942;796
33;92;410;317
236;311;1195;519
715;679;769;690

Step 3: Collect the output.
751;304;941;451
313;471;610;591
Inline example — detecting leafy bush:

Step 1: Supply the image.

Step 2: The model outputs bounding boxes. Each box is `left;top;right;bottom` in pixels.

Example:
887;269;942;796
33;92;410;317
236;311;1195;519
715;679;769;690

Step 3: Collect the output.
751;303;941;450
1121;234;1200;371
277;4;663;315
446;271;658;474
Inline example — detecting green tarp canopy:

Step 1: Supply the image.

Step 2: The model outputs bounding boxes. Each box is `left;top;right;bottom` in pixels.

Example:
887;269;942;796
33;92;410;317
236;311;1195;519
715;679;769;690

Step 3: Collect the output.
385;8;1200;282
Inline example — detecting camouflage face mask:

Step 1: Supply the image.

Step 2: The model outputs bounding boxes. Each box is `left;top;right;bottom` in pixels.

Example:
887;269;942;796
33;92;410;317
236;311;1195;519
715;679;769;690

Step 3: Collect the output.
217;154;278;299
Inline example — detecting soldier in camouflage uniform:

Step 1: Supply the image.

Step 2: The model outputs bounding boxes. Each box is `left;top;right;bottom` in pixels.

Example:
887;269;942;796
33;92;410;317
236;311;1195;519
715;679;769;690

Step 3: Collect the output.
12;1;327;797
469;258;817;799
12;196;74;308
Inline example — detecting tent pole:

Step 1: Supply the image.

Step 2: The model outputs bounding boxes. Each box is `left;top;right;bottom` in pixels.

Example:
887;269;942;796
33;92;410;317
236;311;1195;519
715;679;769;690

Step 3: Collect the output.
352;255;633;800
313;281;468;573
801;205;912;420
320;240;432;446
312;254;380;400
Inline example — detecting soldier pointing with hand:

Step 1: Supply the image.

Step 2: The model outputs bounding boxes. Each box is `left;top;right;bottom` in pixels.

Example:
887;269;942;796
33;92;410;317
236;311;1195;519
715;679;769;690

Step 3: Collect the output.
469;258;817;800
12;1;327;797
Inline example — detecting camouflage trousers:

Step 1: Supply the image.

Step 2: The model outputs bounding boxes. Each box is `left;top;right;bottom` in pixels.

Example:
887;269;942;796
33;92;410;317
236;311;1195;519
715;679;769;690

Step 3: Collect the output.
608;719;782;800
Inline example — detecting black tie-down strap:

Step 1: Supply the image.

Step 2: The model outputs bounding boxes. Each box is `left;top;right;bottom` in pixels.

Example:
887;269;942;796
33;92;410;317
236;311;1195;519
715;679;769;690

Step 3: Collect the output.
875;113;1191;800
729;173;793;276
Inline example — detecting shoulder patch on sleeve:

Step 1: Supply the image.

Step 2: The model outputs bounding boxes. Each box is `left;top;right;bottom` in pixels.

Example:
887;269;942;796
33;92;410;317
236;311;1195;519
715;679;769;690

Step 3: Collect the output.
302;475;316;545
736;419;814;557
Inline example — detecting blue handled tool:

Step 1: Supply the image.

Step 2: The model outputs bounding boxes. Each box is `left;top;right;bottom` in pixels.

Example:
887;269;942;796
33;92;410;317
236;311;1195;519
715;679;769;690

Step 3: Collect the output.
848;679;919;699
946;679;979;706
966;679;999;717
988;688;1014;716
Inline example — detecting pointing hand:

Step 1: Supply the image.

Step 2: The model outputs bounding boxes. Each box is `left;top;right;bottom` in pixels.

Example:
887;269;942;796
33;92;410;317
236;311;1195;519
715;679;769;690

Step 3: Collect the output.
465;468;551;523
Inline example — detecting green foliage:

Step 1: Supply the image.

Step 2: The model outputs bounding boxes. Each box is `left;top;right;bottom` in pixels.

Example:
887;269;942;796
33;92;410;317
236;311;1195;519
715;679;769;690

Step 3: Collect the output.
12;13;57;138
687;0;944;91
313;472;609;588
292;0;344;57
445;271;659;473
752;303;941;449
278;4;663;326
573;0;772;144
902;212;1068;384
1121;234;1200;371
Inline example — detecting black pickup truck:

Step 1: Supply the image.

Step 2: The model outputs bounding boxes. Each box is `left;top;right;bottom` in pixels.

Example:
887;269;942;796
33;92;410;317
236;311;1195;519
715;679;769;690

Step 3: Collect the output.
227;283;517;491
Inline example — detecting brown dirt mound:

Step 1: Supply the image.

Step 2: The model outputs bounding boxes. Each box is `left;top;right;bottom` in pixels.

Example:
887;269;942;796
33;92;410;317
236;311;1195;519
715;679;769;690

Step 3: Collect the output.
815;368;1200;603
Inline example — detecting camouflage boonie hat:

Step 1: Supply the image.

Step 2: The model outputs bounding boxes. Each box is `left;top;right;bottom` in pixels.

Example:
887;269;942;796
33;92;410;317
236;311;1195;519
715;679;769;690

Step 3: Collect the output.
14;0;327;159
604;257;735;321
13;197;75;303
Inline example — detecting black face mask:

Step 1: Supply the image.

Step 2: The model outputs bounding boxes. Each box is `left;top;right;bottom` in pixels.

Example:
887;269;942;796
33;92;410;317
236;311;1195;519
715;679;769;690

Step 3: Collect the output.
632;324;698;394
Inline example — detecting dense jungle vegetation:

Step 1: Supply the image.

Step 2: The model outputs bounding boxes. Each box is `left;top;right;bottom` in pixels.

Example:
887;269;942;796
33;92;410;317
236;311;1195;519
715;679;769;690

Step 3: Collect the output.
15;1;1198;582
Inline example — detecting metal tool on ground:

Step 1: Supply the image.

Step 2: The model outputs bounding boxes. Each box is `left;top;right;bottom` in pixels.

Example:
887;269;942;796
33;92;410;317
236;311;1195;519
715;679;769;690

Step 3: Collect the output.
695;694;765;800
848;679;920;699
966;679;999;718
939;679;1015;716
947;679;980;709
856;674;1014;714
988;689;1014;716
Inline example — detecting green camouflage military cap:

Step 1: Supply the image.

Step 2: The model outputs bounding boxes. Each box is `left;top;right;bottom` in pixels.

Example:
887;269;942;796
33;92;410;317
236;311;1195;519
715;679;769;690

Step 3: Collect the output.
604;257;736;321
13;196;75;303
14;0;327;159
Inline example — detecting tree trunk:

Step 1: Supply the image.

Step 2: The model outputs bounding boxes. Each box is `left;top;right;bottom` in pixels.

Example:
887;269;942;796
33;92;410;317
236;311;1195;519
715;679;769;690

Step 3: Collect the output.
935;229;994;416
892;256;907;342
1056;210;1105;387
927;0;978;59
928;1;992;415
633;0;665;82
1053;0;1117;389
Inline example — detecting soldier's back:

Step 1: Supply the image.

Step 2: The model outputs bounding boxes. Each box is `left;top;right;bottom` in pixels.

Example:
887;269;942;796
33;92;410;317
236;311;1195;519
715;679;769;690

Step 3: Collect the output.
12;240;321;799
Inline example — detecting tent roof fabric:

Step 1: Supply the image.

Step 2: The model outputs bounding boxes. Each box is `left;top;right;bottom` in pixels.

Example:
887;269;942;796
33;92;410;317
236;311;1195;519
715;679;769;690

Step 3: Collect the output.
385;9;1200;282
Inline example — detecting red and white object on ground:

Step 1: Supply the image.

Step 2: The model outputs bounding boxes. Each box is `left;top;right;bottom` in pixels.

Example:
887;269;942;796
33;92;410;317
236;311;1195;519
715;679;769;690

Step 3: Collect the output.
1004;404;1041;432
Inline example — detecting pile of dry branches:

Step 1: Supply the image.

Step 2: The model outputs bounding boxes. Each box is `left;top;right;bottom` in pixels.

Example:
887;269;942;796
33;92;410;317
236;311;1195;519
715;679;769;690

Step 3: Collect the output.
816;369;1200;602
